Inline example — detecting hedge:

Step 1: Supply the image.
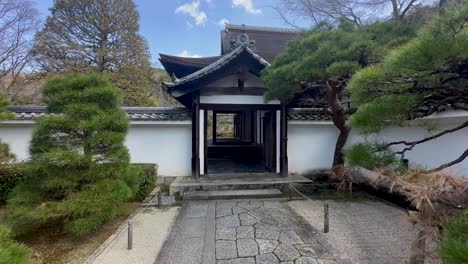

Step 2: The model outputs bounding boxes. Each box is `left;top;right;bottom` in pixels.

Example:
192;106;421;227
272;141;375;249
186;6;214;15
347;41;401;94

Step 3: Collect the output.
0;164;25;204
0;224;31;264
131;163;158;201
0;163;157;204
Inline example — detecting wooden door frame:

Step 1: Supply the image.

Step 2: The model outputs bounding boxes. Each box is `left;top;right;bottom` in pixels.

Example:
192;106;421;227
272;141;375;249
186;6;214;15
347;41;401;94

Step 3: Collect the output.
195;103;287;178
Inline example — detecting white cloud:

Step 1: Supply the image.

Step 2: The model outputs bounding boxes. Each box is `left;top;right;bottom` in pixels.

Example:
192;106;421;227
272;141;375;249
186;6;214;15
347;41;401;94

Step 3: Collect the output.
175;1;207;26
218;18;229;26
178;50;202;58
232;0;262;14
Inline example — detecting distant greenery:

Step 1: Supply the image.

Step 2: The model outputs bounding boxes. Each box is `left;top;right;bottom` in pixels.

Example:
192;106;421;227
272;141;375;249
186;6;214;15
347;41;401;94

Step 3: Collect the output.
0;224;31;264
32;0;156;106
5;74;142;236
440;211;468;264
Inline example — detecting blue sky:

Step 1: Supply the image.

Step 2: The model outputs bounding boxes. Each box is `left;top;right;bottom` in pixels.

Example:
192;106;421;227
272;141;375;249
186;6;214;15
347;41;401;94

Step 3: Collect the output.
34;0;294;67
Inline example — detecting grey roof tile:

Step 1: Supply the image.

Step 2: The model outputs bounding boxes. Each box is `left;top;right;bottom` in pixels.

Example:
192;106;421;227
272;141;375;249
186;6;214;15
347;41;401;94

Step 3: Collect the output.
225;24;303;34
164;44;270;89
6;106;332;122
6;106;191;121
288;108;331;121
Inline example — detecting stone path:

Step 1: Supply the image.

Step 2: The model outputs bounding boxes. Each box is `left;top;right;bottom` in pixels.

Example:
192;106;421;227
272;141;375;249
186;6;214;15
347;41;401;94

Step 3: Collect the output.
156;199;347;264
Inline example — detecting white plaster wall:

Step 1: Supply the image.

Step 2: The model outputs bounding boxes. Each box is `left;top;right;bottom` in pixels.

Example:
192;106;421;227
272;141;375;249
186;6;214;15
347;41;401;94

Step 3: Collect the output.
205;73;265;88
0;122;34;161
126;123;192;176
0;121;192;177
288;116;468;177
288;123;339;174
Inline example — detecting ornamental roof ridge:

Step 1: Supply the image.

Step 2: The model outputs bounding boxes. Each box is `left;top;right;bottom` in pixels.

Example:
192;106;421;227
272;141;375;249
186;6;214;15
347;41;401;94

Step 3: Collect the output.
164;44;270;88
225;24;303;34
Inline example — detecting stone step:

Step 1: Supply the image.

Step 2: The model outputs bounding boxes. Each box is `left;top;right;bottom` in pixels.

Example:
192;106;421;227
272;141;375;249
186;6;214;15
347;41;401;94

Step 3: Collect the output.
169;173;313;196
183;189;283;200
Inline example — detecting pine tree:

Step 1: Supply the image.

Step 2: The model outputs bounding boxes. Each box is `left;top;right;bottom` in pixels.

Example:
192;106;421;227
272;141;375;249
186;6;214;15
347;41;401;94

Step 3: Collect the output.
6;74;141;236
32;0;155;106
346;4;468;172
262;21;416;178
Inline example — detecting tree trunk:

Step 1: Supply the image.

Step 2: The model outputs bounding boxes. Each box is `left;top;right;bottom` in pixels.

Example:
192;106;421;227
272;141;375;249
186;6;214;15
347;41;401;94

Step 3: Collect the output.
326;81;351;178
390;0;400;20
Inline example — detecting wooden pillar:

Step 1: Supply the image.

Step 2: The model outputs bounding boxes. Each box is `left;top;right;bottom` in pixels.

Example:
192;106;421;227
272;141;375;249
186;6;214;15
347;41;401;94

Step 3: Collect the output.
280;99;288;177
192;95;200;179
212;111;217;144
250;111;255;144
204;109;208;175
234;114;237;138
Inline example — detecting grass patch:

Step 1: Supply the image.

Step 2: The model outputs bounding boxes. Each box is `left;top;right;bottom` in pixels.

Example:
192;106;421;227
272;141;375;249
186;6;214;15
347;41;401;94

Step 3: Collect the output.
1;202;139;264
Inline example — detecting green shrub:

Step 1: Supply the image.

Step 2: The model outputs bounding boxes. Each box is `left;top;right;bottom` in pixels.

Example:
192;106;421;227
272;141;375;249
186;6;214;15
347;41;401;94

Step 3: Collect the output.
345;142;398;170
440;211;468;264
0;165;25;203
131;163;157;201
0;224;31;264
6;74;139;236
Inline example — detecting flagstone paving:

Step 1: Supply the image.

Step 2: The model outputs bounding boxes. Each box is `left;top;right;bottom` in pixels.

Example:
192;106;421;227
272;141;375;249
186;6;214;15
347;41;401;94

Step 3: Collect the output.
155;199;348;264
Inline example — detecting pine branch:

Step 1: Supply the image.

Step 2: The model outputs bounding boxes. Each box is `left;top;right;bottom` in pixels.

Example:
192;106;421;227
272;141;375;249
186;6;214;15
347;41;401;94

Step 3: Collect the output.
383;120;468;158
430;148;468;172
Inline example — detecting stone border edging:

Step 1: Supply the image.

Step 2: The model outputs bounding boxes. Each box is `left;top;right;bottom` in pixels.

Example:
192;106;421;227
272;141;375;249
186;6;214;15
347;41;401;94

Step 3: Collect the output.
83;206;145;264
83;186;162;264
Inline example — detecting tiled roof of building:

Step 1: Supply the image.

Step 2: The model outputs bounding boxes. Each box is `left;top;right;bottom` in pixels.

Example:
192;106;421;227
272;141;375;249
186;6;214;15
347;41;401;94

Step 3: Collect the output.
221;24;302;62
288;108;332;121
164;44;270;90
6;106;192;121
6;106;333;122
159;54;222;79
225;24;302;34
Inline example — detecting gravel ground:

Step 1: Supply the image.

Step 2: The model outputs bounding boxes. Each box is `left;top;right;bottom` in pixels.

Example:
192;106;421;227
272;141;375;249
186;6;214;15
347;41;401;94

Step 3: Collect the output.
288;199;416;264
86;206;179;264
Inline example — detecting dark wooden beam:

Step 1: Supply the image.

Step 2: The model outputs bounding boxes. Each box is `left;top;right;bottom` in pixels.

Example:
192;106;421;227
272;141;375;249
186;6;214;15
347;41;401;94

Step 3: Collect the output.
280;99;289;177
200;86;266;96
251;111;255;144
212;111;217;145
200;104;280;111
192;94;200;179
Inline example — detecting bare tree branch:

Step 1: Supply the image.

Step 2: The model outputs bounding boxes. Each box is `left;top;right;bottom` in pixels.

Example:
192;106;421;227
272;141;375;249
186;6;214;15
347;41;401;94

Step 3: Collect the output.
430;148;468;172
0;0;39;99
274;0;425;26
383;121;468;159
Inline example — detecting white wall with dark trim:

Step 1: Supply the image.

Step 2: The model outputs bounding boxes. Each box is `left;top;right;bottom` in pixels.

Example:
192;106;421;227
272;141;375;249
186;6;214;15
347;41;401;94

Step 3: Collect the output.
288;111;468;177
0;120;193;177
1;111;467;177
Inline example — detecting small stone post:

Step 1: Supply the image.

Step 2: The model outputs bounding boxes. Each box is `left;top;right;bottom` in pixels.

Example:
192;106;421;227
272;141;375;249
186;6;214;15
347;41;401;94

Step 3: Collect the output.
324;204;329;233
157;191;162;207
128;220;133;250
288;184;292;201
